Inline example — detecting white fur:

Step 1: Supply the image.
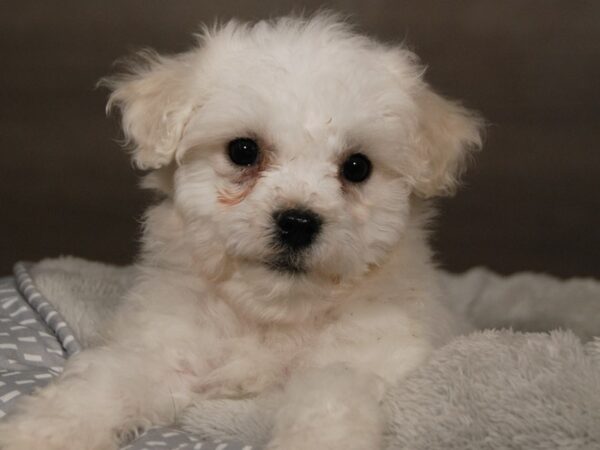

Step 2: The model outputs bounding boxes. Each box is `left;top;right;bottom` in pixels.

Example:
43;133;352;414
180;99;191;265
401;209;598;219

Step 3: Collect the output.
0;13;482;450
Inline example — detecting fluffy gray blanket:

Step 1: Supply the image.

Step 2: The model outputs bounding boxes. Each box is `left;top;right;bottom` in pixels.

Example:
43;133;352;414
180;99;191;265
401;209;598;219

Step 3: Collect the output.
15;258;600;448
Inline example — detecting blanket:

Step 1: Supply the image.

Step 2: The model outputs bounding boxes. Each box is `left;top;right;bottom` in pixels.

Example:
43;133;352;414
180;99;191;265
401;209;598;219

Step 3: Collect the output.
1;257;599;449
0;262;249;450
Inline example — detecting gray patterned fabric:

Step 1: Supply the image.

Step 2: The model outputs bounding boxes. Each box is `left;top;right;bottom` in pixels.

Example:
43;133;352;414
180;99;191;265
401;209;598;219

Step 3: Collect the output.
0;269;68;418
0;266;252;450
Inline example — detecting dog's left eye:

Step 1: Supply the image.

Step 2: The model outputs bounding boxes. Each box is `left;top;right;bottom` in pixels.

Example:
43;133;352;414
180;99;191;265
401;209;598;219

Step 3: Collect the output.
227;138;259;166
341;153;372;183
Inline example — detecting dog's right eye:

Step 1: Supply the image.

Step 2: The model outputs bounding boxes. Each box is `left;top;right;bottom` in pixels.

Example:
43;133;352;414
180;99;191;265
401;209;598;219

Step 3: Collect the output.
227;138;259;166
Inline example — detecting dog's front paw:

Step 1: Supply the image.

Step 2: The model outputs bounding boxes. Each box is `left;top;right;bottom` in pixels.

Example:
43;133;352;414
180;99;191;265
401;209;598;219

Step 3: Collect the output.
0;414;117;450
266;436;382;450
265;422;383;450
0;418;65;450
266;434;381;450
180;396;277;446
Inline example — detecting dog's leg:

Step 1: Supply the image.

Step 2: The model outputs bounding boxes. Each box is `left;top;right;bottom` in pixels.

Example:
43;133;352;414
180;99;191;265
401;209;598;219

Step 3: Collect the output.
180;390;282;447
266;364;387;450
0;345;193;450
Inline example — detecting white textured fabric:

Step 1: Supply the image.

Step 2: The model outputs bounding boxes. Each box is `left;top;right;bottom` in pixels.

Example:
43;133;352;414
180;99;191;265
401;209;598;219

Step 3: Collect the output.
439;267;600;341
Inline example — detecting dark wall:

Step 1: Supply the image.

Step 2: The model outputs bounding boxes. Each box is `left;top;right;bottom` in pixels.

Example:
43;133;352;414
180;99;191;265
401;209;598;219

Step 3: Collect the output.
1;1;599;277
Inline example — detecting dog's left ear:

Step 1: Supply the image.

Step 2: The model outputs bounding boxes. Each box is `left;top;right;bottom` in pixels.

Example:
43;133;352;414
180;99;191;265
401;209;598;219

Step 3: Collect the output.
410;87;484;198
102;51;197;170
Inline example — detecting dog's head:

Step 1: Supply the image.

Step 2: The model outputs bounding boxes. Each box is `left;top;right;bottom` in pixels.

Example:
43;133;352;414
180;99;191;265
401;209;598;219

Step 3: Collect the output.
105;14;482;321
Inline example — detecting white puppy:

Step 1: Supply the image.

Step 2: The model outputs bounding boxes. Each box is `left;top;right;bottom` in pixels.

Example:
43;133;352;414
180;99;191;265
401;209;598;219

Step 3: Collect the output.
0;13;482;450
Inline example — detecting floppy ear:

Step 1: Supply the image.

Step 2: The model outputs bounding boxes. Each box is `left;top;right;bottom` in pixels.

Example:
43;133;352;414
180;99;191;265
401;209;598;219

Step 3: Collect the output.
411;87;484;197
102;51;197;170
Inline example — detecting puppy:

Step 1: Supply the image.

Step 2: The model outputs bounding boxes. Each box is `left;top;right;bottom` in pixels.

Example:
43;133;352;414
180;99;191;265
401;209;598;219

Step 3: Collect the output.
0;13;482;450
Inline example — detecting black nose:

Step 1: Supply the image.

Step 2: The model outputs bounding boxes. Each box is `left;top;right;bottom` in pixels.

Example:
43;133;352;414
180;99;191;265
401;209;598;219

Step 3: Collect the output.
274;209;322;250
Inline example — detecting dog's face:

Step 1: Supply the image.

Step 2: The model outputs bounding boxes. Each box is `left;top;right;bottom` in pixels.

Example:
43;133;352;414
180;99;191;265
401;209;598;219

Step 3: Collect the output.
106;15;482;320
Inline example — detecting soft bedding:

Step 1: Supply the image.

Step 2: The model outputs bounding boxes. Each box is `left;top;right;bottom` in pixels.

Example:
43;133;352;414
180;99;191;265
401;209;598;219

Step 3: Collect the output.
0;265;74;417
0;263;250;450
1;258;599;449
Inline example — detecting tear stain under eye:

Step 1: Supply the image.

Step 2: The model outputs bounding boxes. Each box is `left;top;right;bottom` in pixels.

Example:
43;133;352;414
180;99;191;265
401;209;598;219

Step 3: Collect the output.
217;167;267;206
217;180;257;206
217;149;271;206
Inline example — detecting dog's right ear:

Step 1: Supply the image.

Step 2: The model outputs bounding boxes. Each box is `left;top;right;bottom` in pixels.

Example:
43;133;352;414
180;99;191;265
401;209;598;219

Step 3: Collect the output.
101;50;197;170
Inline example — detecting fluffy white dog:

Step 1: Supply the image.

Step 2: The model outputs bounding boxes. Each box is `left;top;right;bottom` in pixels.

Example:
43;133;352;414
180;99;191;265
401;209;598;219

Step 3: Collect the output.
0;13;482;450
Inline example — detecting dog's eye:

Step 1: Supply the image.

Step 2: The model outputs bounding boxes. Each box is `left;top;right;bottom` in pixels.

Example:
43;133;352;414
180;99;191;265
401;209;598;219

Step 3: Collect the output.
341;153;372;183
227;138;259;166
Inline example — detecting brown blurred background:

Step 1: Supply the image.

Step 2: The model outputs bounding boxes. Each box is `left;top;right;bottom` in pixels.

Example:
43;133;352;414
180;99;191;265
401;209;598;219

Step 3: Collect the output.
1;1;599;277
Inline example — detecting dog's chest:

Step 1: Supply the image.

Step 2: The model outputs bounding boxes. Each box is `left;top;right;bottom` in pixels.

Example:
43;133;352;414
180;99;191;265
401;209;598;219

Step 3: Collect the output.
188;324;318;399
